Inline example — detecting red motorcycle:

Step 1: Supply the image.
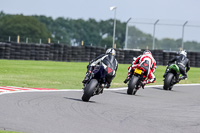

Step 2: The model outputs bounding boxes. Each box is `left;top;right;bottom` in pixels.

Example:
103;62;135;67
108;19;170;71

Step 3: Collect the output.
127;61;150;95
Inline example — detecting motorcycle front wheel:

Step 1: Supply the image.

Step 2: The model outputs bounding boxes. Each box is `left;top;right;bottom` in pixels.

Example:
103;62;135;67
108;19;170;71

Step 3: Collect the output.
163;73;174;90
82;79;98;102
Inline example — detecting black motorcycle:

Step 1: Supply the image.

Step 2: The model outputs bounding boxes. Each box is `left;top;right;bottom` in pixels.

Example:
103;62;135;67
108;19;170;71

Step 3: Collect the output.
82;64;114;102
163;64;180;90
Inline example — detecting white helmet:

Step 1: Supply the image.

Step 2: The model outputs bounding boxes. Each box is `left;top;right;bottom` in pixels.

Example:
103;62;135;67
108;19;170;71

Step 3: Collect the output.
106;48;116;56
180;50;187;57
143;50;152;55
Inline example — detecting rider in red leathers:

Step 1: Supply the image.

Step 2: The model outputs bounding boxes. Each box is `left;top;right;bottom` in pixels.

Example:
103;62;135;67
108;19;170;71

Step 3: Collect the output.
124;50;156;88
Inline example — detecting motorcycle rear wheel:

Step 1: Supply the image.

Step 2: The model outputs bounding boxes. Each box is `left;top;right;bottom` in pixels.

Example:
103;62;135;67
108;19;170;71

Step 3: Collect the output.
127;76;139;95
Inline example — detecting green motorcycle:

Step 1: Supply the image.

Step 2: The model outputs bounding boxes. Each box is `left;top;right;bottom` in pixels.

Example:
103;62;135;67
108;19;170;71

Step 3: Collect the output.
163;64;180;90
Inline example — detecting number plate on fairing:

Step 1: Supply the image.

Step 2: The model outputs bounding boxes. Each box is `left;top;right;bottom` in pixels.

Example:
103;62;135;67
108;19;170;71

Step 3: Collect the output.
135;68;142;75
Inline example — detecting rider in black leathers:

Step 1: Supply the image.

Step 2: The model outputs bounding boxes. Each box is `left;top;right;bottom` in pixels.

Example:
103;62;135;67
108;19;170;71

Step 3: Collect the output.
82;48;118;88
163;50;190;81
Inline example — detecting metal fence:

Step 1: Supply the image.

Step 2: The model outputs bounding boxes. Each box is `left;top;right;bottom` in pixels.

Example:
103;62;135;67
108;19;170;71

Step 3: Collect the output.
0;35;68;45
125;18;200;52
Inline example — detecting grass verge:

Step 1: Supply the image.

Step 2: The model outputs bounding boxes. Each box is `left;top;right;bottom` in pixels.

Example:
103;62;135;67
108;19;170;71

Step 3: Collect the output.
0;131;22;133
0;59;199;89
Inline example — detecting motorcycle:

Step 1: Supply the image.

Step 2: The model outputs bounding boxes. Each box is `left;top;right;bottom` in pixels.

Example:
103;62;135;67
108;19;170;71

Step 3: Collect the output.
82;64;114;102
163;63;180;90
127;62;149;95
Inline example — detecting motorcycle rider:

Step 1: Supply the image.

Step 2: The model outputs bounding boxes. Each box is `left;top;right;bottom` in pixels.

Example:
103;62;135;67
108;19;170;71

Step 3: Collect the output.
163;50;190;81
82;48;118;88
124;50;156;88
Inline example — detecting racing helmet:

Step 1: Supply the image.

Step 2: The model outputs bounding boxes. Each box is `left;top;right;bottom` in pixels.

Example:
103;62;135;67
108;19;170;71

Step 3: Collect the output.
143;50;152;55
180;50;187;57
106;48;116;56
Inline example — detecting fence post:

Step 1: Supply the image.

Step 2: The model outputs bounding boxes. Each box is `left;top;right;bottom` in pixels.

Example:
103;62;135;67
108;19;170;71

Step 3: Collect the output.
125;18;131;49
48;38;51;44
181;21;188;50
8;36;11;42
26;38;28;43
17;35;20;43
81;41;84;46
152;19;159;50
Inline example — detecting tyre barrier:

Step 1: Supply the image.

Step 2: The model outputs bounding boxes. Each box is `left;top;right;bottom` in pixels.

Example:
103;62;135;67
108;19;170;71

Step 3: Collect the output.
0;42;199;67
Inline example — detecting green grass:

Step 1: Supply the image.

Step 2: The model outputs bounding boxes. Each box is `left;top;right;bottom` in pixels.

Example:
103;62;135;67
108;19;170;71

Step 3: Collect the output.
0;131;22;133
0;59;199;89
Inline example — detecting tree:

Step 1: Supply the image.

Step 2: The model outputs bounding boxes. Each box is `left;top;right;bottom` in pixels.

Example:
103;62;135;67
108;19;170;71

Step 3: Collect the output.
0;15;51;41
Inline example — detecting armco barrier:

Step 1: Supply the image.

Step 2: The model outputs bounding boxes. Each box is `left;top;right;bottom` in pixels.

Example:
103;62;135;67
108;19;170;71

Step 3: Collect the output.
0;42;199;67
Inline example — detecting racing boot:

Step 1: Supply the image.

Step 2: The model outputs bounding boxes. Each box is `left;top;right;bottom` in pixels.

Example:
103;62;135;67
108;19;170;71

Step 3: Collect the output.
124;74;131;84
82;72;91;84
141;81;147;89
163;72;167;78
179;75;187;81
105;82;110;88
163;68;169;78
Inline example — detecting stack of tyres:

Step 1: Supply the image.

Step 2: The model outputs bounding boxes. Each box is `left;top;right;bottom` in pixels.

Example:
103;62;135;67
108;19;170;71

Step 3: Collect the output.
196;52;200;67
20;43;31;60
152;50;163;65
80;46;89;62
49;44;54;61
30;43;36;60
95;47;105;57
0;42;200;68
169;52;178;61
51;44;64;61
163;52;170;66
90;47;96;61
0;43;5;59
187;52;196;67
63;45;71;62
116;49;125;64
71;46;81;62
56;44;64;61
10;43;15;59
12;43;21;59
84;46;92;62
35;44;45;60
44;44;50;60
35;44;41;60
76;46;82;62
128;50;136;63
79;46;85;61
124;50;132;64
4;43;11;59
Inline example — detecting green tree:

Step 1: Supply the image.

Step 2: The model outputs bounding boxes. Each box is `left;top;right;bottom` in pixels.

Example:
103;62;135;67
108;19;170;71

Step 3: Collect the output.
100;36;113;48
127;26;153;49
0;15;51;41
0;11;6;18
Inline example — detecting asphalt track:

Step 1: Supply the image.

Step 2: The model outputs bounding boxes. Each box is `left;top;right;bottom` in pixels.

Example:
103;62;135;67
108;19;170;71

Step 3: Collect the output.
0;84;200;133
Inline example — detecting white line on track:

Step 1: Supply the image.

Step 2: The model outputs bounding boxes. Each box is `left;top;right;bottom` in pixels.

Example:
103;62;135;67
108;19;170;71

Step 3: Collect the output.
0;84;200;96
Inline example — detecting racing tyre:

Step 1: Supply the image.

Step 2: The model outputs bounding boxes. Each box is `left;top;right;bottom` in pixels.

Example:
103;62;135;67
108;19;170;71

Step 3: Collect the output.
163;73;174;90
82;79;98;102
127;76;139;95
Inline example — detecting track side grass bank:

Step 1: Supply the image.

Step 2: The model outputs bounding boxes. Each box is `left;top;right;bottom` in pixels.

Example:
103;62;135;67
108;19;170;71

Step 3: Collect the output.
0;60;199;89
0;131;22;133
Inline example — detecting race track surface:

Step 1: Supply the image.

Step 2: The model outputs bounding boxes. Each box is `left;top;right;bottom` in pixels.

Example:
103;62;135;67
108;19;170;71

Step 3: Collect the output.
0;85;200;133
